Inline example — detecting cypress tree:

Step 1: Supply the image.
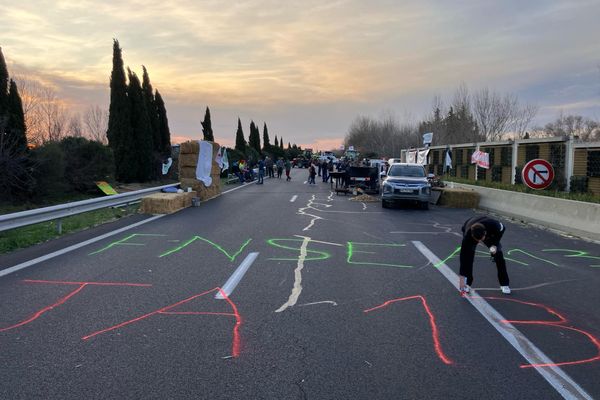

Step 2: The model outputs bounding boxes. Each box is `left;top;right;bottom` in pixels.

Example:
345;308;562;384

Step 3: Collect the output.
0;47;8;112
201;106;214;141
249;120;261;154
262;122;270;150
288;142;291;150
128;69;154;182
155;90;171;156
107;39;133;181
7;79;27;154
280;137;284;150
274;135;278;148
142;66;160;154
235;117;246;151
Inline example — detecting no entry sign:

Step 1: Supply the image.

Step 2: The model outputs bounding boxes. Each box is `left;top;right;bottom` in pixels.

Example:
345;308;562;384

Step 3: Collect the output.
522;159;554;190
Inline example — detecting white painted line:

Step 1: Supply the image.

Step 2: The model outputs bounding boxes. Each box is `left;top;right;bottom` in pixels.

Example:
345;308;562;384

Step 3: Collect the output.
411;240;593;400
215;252;259;299
0;215;165;278
275;236;309;312
303;181;308;184
290;195;298;202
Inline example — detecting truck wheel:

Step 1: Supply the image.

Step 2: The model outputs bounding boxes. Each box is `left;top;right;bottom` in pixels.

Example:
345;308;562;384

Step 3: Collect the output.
420;201;429;210
382;200;389;208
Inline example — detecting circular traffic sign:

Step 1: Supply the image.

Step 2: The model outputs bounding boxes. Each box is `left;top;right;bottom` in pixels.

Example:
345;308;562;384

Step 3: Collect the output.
522;159;554;190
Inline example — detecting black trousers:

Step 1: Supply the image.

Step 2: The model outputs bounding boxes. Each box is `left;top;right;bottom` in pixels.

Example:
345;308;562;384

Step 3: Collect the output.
459;230;509;286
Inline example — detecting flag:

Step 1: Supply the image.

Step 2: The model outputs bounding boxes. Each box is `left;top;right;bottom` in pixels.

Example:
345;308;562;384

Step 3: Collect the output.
422;132;433;145
444;147;452;173
222;148;229;172
470;150;490;169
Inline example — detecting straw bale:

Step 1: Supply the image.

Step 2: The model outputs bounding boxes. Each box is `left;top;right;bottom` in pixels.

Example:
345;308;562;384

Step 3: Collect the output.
437;188;479;208
139;191;198;214
180;166;197;179
179;153;198;167
180;141;199;154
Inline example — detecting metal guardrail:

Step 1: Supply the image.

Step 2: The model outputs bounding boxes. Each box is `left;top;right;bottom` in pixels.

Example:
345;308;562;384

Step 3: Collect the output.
0;183;180;233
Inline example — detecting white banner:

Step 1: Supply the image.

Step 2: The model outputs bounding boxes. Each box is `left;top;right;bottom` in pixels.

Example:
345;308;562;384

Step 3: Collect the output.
407;150;417;164
417;148;430;165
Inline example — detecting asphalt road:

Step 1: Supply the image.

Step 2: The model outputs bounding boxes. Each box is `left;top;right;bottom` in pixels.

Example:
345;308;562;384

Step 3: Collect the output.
1;168;599;400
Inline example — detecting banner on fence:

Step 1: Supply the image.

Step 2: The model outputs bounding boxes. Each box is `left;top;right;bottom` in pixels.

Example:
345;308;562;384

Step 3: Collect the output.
471;150;490;169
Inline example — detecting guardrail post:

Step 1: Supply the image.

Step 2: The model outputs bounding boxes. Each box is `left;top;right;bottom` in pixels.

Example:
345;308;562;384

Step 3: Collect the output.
56;219;62;235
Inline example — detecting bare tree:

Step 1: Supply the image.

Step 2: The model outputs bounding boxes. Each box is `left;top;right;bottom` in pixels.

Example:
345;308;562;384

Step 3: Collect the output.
472;88;518;141
13;75;44;145
345;113;418;157
511;103;539;139
38;86;69;142
540;112;600;141
83;105;108;143
67;113;83;137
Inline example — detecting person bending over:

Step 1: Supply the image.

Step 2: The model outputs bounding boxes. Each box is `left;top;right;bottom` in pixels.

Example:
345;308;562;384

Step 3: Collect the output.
459;215;511;295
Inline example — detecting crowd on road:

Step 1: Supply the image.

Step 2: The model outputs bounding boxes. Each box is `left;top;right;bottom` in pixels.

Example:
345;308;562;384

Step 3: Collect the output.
231;156;293;184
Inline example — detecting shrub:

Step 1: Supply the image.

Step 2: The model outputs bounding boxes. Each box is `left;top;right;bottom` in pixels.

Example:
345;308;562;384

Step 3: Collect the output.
60;137;115;193
30;142;69;200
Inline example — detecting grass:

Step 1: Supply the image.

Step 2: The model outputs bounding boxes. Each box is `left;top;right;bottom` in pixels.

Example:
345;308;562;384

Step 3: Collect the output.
444;177;600;204
0;203;140;255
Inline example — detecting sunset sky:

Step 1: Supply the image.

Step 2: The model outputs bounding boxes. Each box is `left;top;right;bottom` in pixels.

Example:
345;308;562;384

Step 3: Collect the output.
2;0;600;150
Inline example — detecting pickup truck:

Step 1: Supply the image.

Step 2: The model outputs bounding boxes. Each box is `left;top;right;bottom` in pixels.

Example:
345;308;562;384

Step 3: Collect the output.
348;166;379;194
380;163;431;209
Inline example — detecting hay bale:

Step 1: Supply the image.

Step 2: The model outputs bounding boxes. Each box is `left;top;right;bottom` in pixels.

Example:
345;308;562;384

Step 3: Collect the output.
179;153;198;167
180;141;199;154
437;188;480;208
180;166;197;179
139;191;197;214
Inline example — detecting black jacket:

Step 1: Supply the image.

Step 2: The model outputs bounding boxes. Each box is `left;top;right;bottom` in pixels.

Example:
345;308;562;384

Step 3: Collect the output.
461;216;504;247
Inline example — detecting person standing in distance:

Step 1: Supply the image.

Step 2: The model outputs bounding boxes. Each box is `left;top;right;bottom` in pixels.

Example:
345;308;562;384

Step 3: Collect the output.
459;215;511;295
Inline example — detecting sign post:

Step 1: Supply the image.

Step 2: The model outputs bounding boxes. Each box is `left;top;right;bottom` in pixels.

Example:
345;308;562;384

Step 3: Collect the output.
521;159;554;190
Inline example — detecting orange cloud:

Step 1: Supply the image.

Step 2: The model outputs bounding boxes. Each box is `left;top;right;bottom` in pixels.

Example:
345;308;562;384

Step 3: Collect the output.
299;138;344;152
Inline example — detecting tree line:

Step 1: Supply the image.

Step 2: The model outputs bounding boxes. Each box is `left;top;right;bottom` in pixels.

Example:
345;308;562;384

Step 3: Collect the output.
344;83;599;157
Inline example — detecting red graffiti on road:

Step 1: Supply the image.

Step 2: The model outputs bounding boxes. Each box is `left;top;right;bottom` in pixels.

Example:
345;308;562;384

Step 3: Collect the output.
485;297;600;368
82;287;243;358
364;295;453;365
0;279;152;333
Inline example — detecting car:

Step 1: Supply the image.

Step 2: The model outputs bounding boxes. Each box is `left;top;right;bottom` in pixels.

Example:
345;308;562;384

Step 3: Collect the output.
380;163;431;209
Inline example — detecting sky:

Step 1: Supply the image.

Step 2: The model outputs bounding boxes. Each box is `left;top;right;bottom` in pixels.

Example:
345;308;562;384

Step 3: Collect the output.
2;0;600;150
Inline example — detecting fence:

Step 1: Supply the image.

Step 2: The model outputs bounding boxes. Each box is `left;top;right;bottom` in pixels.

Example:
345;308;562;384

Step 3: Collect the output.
401;136;600;195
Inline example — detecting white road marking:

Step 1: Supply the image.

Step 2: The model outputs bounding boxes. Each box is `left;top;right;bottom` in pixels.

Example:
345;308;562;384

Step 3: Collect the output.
327;192;334;201
298;195;324;231
215;252;259;299
361;202;367;210
0;215;165;278
412;240;594;400
303;181;308;184
290;195;298;202
275;236;310;313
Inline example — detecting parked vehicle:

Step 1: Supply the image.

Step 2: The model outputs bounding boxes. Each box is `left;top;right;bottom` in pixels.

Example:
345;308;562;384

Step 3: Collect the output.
380;163;431;209
292;156;311;168
348;166;379;194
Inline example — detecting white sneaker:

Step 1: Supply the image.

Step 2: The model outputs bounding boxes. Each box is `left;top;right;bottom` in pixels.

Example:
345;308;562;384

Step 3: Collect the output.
501;286;511;294
461;285;471;294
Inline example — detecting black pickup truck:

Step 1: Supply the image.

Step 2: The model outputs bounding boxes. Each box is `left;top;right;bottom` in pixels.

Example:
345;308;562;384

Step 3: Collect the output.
348;166;379;194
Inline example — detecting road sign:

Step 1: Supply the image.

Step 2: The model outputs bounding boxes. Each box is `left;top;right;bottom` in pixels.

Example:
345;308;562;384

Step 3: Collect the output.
522;159;554;190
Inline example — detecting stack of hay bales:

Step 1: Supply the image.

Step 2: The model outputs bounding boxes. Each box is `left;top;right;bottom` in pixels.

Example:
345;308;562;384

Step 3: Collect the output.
140;191;197;214
437;188;480;208
178;140;222;201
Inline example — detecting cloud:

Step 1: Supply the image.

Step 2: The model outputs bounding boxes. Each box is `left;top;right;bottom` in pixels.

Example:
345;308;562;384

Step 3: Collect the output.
2;0;599;147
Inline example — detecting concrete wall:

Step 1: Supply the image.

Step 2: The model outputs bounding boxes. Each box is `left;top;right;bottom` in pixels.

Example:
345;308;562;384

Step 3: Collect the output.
454;183;600;241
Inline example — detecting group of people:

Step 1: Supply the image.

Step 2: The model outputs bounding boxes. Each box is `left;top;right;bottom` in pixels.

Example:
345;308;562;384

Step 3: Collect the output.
234;156;292;185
